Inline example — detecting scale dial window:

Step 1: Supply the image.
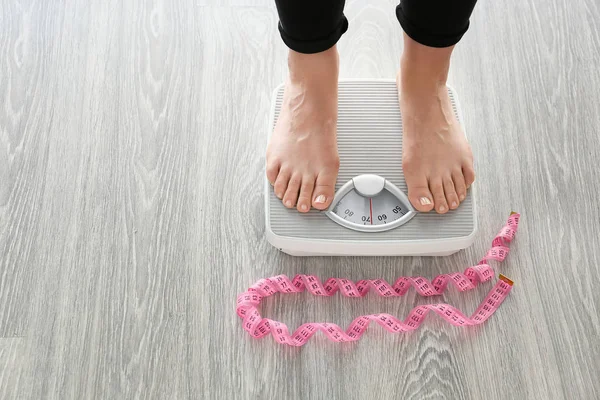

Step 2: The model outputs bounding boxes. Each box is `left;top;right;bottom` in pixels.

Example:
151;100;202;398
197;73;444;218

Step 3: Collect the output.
326;175;416;233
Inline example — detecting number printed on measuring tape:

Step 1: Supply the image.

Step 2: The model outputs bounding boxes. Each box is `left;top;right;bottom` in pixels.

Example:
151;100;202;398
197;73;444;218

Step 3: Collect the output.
236;213;521;346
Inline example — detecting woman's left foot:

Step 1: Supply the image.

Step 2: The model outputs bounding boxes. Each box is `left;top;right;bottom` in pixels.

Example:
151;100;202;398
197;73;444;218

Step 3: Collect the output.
398;79;475;214
397;36;475;214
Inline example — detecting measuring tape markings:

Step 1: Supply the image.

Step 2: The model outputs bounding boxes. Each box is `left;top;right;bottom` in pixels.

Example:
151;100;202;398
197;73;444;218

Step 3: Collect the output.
237;213;520;346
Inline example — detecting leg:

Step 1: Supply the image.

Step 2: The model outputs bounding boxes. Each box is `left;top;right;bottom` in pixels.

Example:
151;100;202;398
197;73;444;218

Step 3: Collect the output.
396;0;478;213
267;0;347;212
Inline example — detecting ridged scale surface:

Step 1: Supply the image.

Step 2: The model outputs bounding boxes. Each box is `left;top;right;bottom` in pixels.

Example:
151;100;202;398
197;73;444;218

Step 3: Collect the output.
267;80;475;240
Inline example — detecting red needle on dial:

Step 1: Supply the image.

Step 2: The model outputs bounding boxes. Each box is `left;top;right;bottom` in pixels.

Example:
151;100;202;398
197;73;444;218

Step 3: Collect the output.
369;198;373;225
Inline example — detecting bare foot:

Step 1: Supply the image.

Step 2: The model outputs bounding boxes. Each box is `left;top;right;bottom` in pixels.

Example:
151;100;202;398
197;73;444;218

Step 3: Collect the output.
398;34;475;214
266;47;340;213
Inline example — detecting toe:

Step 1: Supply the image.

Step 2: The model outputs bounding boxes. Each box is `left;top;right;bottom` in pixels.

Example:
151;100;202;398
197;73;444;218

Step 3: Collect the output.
463;163;476;189
452;169;467;202
266;159;280;185
312;169;337;210
273;168;291;200
430;178;448;214
283;174;301;208
406;176;434;212
297;175;315;213
443;177;459;210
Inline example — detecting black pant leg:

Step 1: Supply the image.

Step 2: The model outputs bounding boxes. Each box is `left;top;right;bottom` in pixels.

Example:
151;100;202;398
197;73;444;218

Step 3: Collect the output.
274;0;348;54
396;0;478;48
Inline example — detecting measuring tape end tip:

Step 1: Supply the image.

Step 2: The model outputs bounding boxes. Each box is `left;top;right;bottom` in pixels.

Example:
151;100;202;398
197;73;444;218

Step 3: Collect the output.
510;211;518;216
498;274;514;286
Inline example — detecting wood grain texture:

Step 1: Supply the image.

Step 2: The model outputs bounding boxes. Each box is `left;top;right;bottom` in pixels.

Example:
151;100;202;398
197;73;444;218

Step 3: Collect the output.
1;0;599;399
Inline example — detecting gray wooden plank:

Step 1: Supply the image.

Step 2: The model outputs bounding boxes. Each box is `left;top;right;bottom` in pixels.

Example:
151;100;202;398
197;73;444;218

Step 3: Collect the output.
0;0;599;399
1;0;204;398
0;339;27;400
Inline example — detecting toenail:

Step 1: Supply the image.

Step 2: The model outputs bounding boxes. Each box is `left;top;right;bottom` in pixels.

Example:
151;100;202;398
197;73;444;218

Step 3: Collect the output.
286;200;293;207
315;195;326;204
276;192;282;198
459;194;465;201
419;197;432;206
439;205;446;212
300;204;308;211
451;201;457;208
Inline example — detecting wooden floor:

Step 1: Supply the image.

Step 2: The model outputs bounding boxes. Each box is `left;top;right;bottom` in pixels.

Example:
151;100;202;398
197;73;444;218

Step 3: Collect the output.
1;0;599;399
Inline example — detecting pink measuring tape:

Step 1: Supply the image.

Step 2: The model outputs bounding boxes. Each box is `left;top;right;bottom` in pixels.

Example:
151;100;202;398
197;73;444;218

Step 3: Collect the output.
237;213;520;346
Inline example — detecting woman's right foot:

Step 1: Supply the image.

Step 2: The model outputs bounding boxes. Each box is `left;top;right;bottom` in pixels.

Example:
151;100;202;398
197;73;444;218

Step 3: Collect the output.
266;47;340;213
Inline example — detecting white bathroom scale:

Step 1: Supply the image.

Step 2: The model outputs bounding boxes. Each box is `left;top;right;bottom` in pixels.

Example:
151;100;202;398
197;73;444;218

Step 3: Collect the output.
265;79;477;256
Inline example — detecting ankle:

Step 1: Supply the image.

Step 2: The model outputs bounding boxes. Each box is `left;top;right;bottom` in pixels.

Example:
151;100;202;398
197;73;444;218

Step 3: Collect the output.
288;46;339;85
398;33;452;93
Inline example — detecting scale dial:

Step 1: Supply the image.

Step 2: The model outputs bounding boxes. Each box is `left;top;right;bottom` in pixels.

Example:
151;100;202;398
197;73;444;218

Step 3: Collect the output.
326;174;416;232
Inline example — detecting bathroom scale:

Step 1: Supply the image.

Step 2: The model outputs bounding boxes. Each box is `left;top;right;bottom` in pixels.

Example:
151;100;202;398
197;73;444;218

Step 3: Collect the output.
264;79;476;256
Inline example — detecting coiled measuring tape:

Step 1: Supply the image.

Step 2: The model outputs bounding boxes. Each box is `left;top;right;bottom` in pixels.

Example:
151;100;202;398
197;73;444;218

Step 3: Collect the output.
237;213;520;346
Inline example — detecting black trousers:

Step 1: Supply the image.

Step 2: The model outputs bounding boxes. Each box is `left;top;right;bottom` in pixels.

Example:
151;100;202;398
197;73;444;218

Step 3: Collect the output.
274;0;477;54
